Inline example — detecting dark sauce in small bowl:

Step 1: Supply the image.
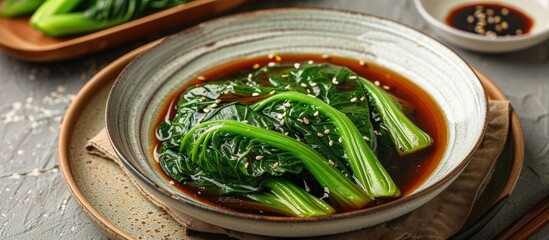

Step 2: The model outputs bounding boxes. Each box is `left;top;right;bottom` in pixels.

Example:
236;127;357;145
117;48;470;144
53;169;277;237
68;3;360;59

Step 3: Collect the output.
446;3;533;38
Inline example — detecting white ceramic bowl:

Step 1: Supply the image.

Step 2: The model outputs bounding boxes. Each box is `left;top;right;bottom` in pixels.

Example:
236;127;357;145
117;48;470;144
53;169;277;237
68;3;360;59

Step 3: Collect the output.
105;8;488;237
414;0;549;53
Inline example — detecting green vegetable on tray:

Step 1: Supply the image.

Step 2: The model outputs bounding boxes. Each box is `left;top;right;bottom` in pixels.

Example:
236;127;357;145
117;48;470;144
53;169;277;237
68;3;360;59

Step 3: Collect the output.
157;62;433;217
0;0;194;37
0;0;45;17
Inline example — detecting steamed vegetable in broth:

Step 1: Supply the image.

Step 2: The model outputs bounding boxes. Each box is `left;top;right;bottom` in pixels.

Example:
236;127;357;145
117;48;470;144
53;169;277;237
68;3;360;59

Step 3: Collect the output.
153;54;446;217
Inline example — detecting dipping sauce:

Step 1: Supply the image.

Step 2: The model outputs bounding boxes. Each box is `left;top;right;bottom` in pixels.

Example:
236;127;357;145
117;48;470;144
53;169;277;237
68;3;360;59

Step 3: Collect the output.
446;3;533;38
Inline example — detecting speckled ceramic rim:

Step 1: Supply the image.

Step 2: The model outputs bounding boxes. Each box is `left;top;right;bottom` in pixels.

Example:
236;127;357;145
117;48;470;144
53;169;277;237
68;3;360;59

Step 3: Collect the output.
58;38;523;239
107;8;490;225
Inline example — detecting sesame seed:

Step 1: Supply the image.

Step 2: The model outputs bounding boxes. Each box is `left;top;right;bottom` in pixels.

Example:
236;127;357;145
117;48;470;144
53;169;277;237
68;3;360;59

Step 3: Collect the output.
280;119;285;126
284;132;289;136
501;8;509;16
350;97;358;103
328;140;334;146
296;138;301;142
272;162;280;169
486;8;494;16
294;63;301;69
374;81;380;86
501;21;508;29
467;15;474;23
197;76;206;81
285;85;292;89
270;90;276;95
253;63;260;69
247;73;253;79
313;111;319;117
275;55;282;61
306;89;311;94
297;118;304;123
332;77;339;84
300;83;308;87
268;53;275;59
245;162;250;169
363;136;370;141
169;180;175;185
516;29;523;35
324;129;330;134
494;15;501;23
307;94;316;98
242;120;248;123
201;97;207;101
303;117;310;124
268;62;276;67
284;102;291;108
359;60;367;66
374;130;380;136
277;114;284;119
328;159;335;166
383;85;390;90
321;54;330;59
308;60;314;64
210;103;218;108
256;155;264;160
252;92;260;96
360;96;366;101
317;133;324;137
310;82;317;87
349;76;357;79
338;137;343;143
203;108;210;113
281;74;289;78
215;99;222;104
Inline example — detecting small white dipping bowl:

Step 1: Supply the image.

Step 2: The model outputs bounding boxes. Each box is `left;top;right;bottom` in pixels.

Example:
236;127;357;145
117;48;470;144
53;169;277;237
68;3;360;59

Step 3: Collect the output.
414;0;549;53
106;8;488;237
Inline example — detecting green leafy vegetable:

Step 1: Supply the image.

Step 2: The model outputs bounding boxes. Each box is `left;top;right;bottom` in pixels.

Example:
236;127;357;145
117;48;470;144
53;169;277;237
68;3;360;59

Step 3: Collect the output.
227;178;335;217
0;0;45;17
179;120;371;210
360;78;432;155
157;61;433;217
29;0;194;37
252;92;399;198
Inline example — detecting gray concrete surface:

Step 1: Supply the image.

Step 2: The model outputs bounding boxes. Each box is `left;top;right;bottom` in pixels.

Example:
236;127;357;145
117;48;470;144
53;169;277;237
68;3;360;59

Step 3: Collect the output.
1;0;547;239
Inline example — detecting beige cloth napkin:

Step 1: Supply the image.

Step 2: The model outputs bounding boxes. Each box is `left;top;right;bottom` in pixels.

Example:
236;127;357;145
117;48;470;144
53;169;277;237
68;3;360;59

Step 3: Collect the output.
86;100;510;239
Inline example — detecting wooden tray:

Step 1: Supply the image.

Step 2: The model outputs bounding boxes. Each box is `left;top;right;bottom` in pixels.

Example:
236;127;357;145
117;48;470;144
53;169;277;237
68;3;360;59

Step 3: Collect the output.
0;0;247;62
57;41;524;239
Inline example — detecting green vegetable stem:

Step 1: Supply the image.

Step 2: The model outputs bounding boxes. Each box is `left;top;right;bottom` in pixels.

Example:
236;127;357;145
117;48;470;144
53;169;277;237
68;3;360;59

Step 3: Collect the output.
252;92;400;198
237;178;335;217
359;78;432;155
180;120;372;210
0;0;45;17
29;0;193;37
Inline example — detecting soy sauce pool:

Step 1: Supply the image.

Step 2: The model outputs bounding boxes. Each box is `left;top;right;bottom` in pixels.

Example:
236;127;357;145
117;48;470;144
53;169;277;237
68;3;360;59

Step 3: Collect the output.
446;3;533;38
151;53;447;215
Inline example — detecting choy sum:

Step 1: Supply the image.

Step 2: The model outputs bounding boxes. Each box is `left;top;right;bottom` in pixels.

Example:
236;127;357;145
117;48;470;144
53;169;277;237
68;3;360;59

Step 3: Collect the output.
157;61;434;217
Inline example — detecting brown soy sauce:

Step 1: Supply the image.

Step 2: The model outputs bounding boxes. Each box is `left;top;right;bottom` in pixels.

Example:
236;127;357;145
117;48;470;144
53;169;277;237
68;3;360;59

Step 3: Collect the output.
150;54;448;215
446;3;533;37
